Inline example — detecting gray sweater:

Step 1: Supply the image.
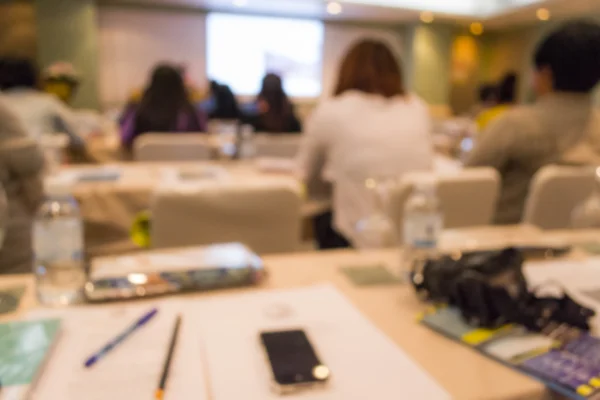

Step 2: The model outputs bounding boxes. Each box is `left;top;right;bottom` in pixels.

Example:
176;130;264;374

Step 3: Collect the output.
466;93;600;224
0;96;45;274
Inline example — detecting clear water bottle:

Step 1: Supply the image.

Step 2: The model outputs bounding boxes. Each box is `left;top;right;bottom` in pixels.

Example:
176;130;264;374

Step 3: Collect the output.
353;177;397;249
403;179;443;270
33;176;86;306
237;124;256;159
572;167;600;228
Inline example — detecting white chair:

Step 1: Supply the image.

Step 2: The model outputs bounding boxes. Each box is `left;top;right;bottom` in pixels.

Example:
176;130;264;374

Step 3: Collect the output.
522;165;595;229
388;167;500;243
133;133;212;162
253;134;302;159
151;179;303;253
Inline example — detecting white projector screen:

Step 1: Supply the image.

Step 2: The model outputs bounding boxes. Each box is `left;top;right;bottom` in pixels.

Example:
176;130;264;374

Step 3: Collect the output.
206;13;324;97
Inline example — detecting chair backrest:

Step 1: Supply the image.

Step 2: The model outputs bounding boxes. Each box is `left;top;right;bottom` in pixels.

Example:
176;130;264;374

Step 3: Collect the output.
253;134;302;159
151;179;303;253
522;165;595;229
133;133;212;162
388;167;500;243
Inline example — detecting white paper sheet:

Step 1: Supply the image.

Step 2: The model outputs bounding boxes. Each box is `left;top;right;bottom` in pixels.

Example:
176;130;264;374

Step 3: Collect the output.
194;284;450;400
27;300;208;400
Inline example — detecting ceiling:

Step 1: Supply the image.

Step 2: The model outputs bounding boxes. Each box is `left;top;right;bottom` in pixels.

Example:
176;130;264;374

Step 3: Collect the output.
101;0;600;29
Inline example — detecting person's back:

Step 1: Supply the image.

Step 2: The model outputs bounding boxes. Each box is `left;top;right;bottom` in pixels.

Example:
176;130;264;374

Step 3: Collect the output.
467;20;600;224
120;64;207;150
0;96;45;274
297;40;433;247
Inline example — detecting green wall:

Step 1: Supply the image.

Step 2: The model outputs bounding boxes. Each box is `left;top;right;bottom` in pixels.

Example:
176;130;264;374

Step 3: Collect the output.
35;0;99;109
405;24;453;106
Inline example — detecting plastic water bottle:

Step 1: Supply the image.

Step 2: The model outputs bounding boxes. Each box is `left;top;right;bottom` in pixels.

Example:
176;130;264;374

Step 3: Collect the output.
33;176;86;306
237;124;256;159
353;178;397;249
403;179;443;270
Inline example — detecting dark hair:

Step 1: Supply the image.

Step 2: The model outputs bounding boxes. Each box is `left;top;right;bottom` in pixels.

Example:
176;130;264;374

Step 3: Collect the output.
134;64;201;136
497;73;518;103
256;73;295;132
209;80;241;120
0;58;38;90
334;39;404;98
534;20;600;93
478;84;497;103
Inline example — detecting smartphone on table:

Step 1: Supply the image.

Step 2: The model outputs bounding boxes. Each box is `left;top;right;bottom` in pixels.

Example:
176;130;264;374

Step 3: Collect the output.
260;329;330;394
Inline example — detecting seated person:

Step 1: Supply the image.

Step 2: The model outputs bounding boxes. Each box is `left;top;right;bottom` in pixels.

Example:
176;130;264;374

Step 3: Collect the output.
0;58;84;149
201;80;242;121
297;40;433;249
466;20;600;224
120;64;207;150
476;73;518;131
243;73;301;134
468;83;497;118
0;96;45;274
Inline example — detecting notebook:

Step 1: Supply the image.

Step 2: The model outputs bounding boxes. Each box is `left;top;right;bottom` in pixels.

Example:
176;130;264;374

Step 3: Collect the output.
0;318;61;400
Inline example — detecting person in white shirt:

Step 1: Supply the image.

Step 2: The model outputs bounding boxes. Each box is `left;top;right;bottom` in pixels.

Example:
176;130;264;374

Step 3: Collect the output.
297;39;434;249
0;58;84;149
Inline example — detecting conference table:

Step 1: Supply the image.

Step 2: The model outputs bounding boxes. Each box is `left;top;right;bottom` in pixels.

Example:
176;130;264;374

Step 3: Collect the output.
61;155;462;257
2;225;597;399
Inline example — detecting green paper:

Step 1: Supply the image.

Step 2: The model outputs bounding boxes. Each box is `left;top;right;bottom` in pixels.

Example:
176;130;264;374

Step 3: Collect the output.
0;318;61;386
340;265;403;286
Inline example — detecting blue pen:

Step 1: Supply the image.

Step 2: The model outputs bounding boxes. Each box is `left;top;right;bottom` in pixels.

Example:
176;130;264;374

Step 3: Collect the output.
84;308;158;368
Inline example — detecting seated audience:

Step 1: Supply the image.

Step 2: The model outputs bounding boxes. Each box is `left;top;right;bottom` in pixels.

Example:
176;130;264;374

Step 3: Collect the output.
243;73;301;133
297;40;433;249
0;96;45;274
0;58;84;149
468;83;497;118
476;72;518;131
466;20;600;224
120;64;207;150
202;80;242;120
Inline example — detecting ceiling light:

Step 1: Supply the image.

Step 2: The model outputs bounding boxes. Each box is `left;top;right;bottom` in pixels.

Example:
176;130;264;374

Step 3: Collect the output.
536;8;550;21
233;0;247;7
327;2;342;15
470;22;484;36
420;12;434;23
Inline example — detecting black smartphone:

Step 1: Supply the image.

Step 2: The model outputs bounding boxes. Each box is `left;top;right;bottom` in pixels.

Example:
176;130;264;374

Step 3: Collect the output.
260;329;330;393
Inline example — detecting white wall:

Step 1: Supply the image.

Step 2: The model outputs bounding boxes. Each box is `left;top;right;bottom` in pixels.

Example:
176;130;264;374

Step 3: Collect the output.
98;7;207;107
97;7;404;107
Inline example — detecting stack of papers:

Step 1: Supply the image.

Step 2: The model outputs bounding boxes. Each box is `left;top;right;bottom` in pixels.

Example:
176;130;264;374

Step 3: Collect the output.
25;285;449;400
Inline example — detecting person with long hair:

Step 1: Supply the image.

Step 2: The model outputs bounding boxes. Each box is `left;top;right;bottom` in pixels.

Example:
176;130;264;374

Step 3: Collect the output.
120;64;207;149
297;39;433;249
245;73;301;133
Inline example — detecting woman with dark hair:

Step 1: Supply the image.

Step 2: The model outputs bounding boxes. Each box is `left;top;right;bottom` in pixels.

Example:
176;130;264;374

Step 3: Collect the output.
297;39;433;249
120;64;207;149
245;73;301;133
476;72;519;131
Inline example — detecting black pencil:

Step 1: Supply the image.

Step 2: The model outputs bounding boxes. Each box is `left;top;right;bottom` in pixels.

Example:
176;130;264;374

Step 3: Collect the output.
155;315;182;400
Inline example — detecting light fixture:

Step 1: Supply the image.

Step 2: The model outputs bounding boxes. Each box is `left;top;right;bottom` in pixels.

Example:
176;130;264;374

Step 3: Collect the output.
470;22;484;36
233;0;247;7
327;1;342;15
420;11;434;23
536;8;550;21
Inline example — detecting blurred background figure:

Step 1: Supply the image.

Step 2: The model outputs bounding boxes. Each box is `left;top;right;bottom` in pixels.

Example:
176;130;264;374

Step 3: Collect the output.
42;61;80;105
297;39;433;249
0;97;45;274
120;63;207;150
0;58;85;151
468;83;497;118
243;73;301;134
476;72;518;131
202;80;242;121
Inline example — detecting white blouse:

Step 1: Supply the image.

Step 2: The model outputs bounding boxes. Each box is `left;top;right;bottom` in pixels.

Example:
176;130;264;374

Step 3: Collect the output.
297;91;434;243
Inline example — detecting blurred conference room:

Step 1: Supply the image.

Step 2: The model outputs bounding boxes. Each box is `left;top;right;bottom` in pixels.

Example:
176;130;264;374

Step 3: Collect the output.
1;0;600;399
